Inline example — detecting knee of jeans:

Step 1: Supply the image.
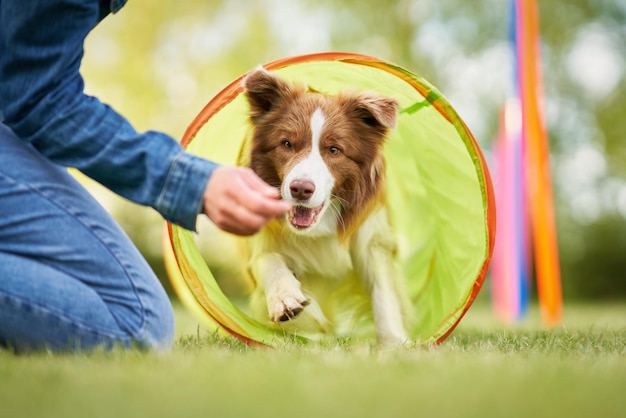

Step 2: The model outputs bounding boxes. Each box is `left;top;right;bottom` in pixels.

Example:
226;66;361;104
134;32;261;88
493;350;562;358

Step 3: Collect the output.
139;296;175;351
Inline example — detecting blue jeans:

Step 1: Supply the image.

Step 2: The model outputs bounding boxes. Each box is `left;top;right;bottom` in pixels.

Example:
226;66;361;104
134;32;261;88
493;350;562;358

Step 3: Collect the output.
0;124;175;352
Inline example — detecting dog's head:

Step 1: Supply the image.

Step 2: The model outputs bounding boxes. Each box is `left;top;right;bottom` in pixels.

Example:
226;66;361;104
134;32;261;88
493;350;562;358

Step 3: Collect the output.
242;67;398;237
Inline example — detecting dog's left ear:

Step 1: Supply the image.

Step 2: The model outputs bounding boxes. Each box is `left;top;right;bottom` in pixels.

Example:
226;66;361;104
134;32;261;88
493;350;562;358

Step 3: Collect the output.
352;93;399;130
242;66;294;123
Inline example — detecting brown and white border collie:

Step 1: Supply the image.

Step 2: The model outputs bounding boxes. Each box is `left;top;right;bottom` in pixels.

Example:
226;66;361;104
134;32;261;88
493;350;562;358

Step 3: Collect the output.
241;67;411;345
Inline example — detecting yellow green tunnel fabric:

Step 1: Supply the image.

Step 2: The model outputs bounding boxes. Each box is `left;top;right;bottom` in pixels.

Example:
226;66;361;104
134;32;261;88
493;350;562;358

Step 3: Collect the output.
164;53;496;346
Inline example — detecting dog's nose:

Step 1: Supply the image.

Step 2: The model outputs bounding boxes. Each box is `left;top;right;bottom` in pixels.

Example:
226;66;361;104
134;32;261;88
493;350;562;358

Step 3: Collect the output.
289;180;315;201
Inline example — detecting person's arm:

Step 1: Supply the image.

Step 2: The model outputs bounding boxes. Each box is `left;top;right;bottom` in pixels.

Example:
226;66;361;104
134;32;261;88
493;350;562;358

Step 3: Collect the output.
0;0;215;230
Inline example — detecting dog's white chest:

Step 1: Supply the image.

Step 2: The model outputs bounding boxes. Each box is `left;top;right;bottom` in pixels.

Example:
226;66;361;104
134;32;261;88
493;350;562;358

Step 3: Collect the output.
281;236;353;281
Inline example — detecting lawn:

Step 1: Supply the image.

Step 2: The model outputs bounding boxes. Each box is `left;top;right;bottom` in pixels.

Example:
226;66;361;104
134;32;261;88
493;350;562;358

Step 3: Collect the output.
1;301;624;418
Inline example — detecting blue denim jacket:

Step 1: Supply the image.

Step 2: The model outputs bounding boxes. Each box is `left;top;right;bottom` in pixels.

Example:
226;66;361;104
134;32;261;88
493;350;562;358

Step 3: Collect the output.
0;0;217;231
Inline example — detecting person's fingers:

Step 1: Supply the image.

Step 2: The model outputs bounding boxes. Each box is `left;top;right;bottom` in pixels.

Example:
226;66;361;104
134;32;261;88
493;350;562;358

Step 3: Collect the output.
237;190;291;219
209;203;268;236
202;166;290;236
233;168;290;217
239;167;282;199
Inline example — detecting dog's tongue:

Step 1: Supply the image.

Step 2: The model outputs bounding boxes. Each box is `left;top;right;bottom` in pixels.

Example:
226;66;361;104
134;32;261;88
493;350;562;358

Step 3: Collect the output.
291;206;315;228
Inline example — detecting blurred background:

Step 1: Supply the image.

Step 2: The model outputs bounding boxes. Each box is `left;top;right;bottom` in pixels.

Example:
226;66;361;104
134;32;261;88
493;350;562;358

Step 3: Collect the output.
80;0;625;302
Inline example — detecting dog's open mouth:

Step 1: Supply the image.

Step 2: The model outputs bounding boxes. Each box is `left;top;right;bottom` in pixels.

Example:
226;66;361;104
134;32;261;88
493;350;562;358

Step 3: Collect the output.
289;204;324;229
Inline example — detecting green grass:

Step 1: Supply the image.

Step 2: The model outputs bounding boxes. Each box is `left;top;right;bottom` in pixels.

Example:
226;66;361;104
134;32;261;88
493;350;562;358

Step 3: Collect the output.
1;302;625;418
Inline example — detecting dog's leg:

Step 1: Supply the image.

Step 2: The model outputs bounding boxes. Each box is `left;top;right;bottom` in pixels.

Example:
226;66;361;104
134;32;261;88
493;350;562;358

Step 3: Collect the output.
367;248;409;346
253;253;309;322
353;209;410;346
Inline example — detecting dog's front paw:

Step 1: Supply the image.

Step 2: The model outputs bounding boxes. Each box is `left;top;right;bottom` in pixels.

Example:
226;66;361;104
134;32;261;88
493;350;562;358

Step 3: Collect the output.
268;289;310;322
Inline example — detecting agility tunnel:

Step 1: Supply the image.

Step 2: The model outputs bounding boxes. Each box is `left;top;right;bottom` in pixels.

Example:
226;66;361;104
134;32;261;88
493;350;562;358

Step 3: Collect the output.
165;53;496;346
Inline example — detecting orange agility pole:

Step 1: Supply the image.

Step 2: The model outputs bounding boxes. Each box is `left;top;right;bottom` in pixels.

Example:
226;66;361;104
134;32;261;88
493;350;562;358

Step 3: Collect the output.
516;0;563;325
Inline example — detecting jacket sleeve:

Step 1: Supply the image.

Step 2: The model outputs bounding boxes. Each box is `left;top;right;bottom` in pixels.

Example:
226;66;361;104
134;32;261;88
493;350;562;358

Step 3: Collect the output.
0;0;216;231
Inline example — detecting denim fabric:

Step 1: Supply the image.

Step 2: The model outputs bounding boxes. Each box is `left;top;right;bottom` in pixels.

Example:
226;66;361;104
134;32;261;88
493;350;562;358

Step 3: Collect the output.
0;124;175;352
0;0;209;351
0;0;217;231
98;0;126;20
109;0;127;14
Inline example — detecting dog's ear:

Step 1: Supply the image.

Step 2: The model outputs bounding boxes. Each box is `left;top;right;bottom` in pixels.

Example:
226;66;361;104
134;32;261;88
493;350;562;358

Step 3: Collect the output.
352;93;399;129
242;66;293;122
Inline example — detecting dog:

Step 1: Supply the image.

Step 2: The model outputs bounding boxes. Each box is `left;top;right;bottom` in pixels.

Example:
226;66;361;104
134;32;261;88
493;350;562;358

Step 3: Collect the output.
239;67;411;345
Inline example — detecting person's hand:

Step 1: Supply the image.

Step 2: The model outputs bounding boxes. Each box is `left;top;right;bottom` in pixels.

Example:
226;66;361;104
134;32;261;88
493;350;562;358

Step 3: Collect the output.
202;166;291;236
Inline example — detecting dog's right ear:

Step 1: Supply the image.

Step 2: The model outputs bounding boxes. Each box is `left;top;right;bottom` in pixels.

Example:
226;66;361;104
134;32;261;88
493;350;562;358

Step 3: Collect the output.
242;66;293;122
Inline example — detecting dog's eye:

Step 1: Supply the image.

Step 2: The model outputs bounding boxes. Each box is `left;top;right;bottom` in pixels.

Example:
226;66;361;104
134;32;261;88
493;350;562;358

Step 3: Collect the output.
282;140;293;149
329;146;341;155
